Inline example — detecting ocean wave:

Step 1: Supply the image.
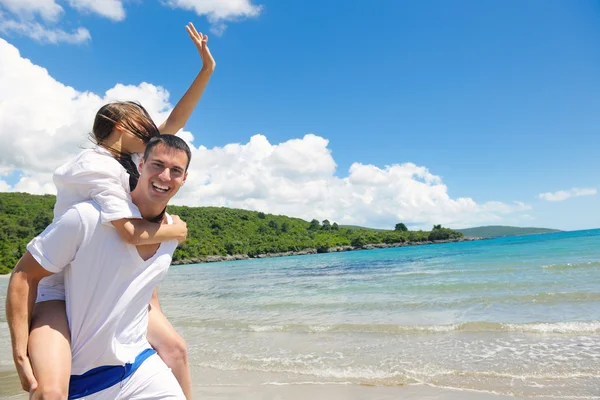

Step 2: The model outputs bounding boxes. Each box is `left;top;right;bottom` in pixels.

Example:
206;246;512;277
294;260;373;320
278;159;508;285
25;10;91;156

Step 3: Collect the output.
261;381;353;386
196;358;600;396
393;269;469;277
189;320;600;334
503;321;600;333
198;360;416;386
541;260;600;271
509;292;600;303
244;290;599;313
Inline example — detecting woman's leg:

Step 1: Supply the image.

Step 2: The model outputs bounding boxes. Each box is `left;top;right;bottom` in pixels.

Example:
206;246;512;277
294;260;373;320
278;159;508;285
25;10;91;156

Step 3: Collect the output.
28;300;71;400
147;292;192;399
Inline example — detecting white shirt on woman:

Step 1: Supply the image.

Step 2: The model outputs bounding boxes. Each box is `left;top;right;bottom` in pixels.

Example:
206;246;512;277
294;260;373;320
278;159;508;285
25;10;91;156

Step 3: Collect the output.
36;146;143;301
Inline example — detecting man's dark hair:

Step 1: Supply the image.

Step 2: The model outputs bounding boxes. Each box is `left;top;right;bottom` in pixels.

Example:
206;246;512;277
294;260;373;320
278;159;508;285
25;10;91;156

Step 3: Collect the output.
143;134;192;170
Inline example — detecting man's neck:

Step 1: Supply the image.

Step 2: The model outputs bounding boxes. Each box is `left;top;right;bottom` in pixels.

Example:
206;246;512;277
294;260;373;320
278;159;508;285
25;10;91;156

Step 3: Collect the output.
131;192;167;223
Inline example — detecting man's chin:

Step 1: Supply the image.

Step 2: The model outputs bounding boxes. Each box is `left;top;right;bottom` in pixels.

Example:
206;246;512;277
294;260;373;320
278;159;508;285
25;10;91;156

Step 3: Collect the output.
147;194;171;206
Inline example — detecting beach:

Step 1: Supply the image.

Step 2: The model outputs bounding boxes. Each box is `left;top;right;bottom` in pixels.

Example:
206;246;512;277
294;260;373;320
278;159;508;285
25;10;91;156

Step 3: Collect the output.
0;367;526;399
1;229;599;399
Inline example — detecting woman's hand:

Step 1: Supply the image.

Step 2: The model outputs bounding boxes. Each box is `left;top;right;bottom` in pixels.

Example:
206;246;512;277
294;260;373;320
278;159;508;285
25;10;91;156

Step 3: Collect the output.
186;22;216;72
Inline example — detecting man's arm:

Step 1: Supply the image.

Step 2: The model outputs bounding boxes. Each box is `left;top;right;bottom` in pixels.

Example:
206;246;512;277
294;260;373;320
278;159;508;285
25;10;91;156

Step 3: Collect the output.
158;22;216;135
5;252;53;392
7;206;84;392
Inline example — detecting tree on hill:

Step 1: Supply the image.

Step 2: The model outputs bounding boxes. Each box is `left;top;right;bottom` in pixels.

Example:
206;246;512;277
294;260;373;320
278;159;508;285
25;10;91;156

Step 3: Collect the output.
395;223;408;232
268;220;279;231
429;227;463;241
322;219;331;230
308;219;321;230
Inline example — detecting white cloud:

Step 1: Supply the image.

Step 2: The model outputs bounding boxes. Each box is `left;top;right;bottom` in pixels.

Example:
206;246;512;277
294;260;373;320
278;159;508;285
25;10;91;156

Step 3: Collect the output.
0;38;532;230
165;0;262;35
0;0;91;45
172;139;531;229
0;38;172;173
0;0;258;44
0;0;125;21
0;0;63;22
0;18;90;44
0;0;124;45
66;0;125;21
538;187;597;202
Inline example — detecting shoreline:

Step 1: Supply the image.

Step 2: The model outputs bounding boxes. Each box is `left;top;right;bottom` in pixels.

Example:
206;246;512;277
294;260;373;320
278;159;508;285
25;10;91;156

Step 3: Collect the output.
171;237;481;266
0;238;482;275
0;366;526;400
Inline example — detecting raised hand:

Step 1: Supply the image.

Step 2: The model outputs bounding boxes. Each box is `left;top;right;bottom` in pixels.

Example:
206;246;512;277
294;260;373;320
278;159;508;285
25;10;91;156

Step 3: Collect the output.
186;22;216;71
157;22;216;134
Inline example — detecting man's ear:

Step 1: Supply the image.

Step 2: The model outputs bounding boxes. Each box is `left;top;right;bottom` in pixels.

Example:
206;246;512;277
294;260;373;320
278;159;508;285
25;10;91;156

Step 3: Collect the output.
138;157;145;171
182;171;188;186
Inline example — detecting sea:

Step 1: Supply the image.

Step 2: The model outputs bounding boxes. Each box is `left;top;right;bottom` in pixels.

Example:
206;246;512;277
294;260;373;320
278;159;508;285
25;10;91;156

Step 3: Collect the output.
1;229;599;399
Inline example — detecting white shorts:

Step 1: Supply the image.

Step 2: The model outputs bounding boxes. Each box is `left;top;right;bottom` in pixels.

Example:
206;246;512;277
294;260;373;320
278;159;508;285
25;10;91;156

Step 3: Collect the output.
78;354;185;400
36;272;66;302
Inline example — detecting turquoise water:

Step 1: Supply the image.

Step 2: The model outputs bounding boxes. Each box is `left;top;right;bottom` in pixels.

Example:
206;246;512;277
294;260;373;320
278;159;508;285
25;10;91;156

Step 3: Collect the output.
1;229;600;398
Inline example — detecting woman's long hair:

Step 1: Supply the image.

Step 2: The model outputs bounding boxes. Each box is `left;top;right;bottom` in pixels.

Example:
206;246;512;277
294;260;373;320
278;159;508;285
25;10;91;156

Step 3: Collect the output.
91;101;160;189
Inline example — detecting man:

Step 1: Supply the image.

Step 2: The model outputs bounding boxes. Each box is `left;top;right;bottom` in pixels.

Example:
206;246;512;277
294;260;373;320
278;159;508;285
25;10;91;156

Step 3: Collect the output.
6;135;191;399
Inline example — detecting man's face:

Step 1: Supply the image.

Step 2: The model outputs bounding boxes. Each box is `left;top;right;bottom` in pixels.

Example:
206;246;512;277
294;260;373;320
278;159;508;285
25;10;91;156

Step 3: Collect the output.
137;144;188;206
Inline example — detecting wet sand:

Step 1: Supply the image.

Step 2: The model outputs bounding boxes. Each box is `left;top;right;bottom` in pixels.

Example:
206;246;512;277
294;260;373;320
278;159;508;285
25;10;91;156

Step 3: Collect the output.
0;366;526;400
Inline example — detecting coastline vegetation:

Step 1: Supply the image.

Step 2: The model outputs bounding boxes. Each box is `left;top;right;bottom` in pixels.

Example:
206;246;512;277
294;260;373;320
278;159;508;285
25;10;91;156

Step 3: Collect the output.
0;192;464;274
457;225;560;238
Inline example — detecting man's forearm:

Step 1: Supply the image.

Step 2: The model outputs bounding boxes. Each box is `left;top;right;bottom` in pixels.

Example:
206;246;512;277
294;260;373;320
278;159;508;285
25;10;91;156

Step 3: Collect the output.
6;269;38;361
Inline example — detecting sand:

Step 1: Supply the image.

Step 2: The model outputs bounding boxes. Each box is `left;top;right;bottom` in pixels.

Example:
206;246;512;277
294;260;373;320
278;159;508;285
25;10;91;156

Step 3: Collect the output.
0;366;528;400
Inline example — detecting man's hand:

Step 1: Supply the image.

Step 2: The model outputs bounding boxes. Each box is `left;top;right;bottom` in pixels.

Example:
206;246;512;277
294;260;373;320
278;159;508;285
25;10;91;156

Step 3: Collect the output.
14;353;38;393
6;252;53;395
171;215;188;244
186;22;216;72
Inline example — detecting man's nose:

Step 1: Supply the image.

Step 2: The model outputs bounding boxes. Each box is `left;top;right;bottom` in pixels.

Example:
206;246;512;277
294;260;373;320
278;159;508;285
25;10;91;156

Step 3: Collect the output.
158;168;171;181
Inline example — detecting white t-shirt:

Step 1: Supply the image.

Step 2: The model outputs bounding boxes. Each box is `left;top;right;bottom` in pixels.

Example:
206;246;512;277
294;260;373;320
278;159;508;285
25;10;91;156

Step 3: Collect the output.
37;147;143;296
53;146;142;224
28;201;178;374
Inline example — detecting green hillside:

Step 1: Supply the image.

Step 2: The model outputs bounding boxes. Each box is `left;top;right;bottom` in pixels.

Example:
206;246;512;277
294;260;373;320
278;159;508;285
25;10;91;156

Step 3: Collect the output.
0;192;465;274
338;225;387;231
457;225;560;238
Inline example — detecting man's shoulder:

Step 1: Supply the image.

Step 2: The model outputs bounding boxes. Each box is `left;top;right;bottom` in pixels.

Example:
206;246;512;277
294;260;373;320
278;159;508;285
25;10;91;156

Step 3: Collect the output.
69;201;102;224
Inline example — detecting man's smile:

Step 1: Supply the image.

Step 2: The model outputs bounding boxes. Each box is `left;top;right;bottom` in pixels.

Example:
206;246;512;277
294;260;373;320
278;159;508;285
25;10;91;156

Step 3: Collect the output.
151;182;171;193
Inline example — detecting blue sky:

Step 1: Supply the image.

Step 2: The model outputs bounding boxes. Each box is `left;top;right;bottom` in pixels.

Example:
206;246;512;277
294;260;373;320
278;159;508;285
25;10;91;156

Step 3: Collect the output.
0;0;599;230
